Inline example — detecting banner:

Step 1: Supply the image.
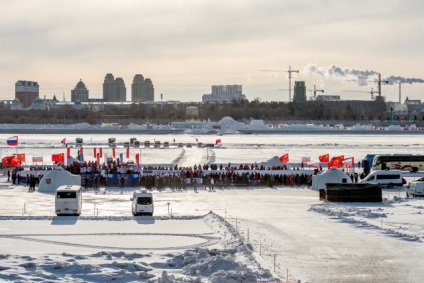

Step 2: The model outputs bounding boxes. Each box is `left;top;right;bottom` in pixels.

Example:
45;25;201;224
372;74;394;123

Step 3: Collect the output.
279;153;289;163
112;147;116;158
32;156;43;163
6;136;18;146
319;154;329;163
99;147;103;158
96;153;100;165
13;153;26;162
80;147;84;155
126;146;130;159
94;147;97;157
52;153;65;162
66;147;70;158
135;153;140;165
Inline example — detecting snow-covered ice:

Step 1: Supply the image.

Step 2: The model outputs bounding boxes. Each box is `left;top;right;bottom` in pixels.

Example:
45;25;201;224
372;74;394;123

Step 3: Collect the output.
1;132;424;282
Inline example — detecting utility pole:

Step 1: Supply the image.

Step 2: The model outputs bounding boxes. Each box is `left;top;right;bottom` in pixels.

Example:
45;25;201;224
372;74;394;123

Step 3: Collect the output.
286;66;299;102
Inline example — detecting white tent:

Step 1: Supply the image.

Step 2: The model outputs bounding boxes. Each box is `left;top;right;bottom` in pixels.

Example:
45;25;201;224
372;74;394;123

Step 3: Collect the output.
312;167;352;190
38;169;81;193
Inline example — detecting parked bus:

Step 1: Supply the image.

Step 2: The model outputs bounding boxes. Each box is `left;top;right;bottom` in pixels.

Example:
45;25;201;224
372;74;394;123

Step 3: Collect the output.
55;185;83;216
371;154;424;173
361;154;377;175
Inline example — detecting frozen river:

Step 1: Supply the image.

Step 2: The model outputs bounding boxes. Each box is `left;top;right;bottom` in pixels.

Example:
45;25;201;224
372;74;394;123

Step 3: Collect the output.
2;132;424;167
1;132;424;282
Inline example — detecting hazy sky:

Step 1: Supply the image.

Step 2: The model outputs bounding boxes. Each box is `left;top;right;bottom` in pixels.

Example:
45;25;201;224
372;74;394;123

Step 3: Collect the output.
1;0;423;103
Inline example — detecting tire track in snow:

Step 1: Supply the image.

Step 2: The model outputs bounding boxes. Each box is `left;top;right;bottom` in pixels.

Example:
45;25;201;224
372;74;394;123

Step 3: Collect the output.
0;232;220;251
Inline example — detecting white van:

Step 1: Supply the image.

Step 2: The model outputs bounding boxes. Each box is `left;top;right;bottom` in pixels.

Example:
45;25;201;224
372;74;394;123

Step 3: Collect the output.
360;170;403;188
406;178;424;197
131;190;154;216
55;185;83;216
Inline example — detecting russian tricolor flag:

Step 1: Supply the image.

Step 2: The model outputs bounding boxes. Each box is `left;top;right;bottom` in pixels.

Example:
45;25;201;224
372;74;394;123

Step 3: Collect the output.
6;136;18;146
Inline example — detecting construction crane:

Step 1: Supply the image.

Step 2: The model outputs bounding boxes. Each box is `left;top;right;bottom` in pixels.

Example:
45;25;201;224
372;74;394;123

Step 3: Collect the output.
342;88;377;100
376;73;389;98
309;85;324;100
260;65;299;102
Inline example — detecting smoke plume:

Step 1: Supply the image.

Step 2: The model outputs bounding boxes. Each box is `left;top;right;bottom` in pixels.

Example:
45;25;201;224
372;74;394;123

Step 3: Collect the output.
303;64;424;86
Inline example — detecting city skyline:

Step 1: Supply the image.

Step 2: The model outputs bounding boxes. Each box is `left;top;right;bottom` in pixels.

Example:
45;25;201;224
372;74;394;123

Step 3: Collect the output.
1;1;423;103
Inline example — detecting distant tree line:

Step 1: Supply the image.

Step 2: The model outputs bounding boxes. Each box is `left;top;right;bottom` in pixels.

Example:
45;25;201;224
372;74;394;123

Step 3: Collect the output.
0;99;418;124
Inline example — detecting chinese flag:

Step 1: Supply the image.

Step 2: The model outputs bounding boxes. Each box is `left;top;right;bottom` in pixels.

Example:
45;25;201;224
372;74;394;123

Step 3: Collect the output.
99;147;103;158
14;153;26;162
112;147;116;158
52;153;64;162
135;153;140;165
319;154;329;163
279;153;289;163
126;146;130;159
215;139;222;144
93;147;97;157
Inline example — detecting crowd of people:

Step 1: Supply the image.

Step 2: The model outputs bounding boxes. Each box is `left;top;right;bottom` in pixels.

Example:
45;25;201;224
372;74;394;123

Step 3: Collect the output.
9;159;367;192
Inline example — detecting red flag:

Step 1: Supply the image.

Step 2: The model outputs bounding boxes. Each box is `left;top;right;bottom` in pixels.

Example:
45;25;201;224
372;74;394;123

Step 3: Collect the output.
93;147;97;157
52;153;65;162
60;137;66;144
112;147;116;158
215;139;222;144
126;146;130;159
319;154;329;163
279;153;289;163
99;147;103;158
2;156;20;167
80;147;84;155
329;156;344;168
13;153;26;162
66;147;70;158
135;153;140;165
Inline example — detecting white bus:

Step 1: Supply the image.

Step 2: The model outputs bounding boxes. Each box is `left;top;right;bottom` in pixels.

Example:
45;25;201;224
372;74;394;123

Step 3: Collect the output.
55;185;83;216
371;154;424;173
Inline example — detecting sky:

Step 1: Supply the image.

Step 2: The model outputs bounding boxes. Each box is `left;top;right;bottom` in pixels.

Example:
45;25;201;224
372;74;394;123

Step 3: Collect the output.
1;0;424;103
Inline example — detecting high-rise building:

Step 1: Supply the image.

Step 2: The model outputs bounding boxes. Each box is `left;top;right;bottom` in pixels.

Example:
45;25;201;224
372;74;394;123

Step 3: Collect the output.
71;80;89;102
103;74;126;102
131;74;154;102
293;81;307;102
15;80;39;108
103;73;115;102
144;78;154;101
114;78;126;102
202;84;246;103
